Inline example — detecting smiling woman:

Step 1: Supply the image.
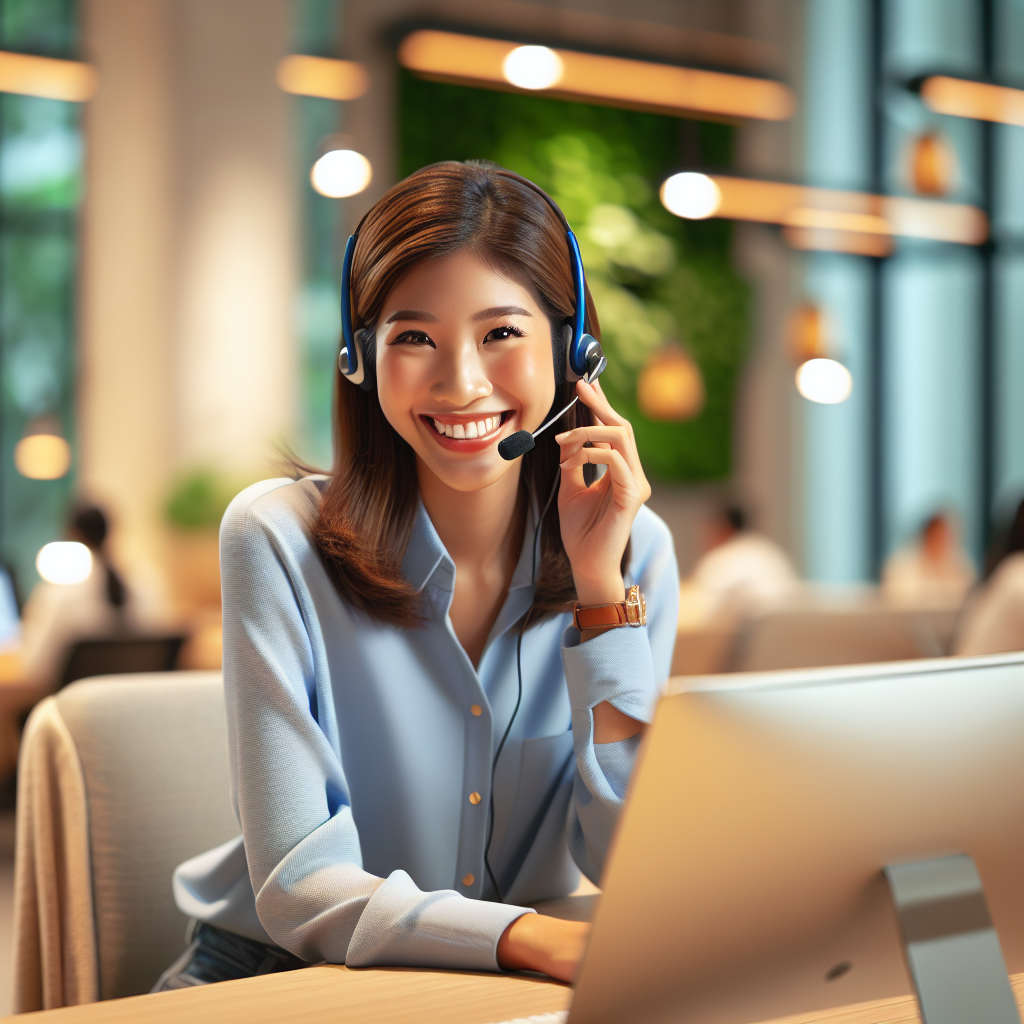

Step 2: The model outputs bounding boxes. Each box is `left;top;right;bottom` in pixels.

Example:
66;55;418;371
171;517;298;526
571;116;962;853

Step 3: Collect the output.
313;164;597;627
159;162;678;994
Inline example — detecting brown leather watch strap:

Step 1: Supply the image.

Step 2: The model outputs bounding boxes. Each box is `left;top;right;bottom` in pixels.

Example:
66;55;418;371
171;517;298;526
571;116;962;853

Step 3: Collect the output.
572;585;647;641
574;602;631;630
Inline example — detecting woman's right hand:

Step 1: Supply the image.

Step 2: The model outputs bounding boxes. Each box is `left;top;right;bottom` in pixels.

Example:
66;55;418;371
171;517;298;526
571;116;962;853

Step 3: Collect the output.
496;913;591;982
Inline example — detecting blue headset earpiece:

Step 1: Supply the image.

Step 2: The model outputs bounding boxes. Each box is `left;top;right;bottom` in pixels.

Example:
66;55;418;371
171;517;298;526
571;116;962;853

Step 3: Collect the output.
338;233;375;392
563;225;605;383
338;169;605;394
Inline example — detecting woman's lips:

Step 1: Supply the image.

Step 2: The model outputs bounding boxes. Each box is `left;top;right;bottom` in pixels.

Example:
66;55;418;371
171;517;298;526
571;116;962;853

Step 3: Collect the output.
421;412;511;452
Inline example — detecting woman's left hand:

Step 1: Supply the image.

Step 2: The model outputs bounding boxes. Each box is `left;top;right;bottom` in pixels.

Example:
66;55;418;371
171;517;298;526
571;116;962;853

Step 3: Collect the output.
555;378;651;606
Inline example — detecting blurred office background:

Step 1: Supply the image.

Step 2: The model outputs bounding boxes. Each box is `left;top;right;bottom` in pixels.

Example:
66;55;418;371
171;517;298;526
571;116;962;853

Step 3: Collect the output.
0;0;1021;1007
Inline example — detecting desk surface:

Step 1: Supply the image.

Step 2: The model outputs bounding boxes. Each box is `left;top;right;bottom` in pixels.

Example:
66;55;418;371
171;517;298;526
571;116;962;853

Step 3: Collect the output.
9;968;1024;1024
6;893;1024;1024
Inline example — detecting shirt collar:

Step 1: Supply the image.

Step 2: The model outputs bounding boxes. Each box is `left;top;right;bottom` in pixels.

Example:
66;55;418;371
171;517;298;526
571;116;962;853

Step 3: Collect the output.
400;498;540;597
401;501;450;593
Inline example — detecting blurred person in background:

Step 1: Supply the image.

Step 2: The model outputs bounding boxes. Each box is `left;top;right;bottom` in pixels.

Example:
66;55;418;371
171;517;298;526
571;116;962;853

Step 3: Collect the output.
22;503;131;689
882;511;976;607
955;498;1024;656
681;504;798;627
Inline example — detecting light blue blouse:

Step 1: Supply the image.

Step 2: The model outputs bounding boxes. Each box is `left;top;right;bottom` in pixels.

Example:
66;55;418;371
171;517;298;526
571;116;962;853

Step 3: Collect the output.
173;476;678;971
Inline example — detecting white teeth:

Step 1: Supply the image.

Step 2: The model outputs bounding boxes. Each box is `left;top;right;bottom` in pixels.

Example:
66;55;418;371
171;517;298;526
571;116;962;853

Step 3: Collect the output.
430;415;502;439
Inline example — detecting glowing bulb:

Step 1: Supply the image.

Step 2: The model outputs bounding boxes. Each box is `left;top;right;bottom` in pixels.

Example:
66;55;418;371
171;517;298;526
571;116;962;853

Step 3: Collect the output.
796;358;852;404
14;433;71;479
310;149;372;198
36;541;93;585
501;46;563;90
660;172;721;220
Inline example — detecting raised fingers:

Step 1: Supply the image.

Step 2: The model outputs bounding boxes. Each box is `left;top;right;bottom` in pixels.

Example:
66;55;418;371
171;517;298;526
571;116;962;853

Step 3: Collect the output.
576;378;626;427
559;446;642;506
556;424;648;496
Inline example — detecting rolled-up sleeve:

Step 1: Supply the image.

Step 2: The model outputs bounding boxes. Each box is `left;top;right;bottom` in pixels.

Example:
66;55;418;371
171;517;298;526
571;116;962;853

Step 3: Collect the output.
219;489;531;969
562;511;679;883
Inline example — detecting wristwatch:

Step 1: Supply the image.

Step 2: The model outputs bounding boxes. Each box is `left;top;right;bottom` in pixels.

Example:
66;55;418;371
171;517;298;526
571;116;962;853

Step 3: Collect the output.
573;585;647;641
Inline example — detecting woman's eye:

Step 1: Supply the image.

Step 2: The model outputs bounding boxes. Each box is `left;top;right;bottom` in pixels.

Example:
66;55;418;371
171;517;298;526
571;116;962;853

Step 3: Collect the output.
484;325;525;343
391;330;434;347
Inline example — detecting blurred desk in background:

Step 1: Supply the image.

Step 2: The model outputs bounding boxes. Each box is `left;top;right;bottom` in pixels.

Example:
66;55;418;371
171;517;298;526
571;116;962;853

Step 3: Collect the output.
0;650;44;782
674;586;962;678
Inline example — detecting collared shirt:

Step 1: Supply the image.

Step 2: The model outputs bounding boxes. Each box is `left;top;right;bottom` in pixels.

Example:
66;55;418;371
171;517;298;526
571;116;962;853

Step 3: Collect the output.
174;476;678;971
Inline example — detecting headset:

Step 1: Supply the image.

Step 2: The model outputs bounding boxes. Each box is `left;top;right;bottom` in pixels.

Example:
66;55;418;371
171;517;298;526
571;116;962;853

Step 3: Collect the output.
337;169;606;402
337;168;606;902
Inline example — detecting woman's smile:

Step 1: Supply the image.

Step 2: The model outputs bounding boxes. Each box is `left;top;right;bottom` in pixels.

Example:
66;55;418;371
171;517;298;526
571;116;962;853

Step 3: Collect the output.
421;411;513;451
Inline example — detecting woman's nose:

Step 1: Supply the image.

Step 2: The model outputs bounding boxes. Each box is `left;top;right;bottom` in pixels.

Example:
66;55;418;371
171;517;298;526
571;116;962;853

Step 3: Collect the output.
431;338;492;406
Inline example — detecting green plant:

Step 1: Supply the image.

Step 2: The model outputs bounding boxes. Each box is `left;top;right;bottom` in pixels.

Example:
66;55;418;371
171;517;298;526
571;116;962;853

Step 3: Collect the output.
164;471;234;532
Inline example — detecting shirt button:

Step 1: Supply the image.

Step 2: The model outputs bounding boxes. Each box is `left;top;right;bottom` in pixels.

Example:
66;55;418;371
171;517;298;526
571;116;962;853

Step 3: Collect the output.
471;704;482;717
462;873;475;886
469;791;482;804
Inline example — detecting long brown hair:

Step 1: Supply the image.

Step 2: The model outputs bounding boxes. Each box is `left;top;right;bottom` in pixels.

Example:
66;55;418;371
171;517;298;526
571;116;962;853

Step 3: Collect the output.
312;161;610;627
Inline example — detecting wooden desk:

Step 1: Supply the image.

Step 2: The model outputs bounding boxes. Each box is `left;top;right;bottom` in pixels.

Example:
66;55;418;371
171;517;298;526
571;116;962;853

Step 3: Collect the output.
12;962;1024;1019
5;891;1024;1024
3;965;570;1024
8;969;1024;1024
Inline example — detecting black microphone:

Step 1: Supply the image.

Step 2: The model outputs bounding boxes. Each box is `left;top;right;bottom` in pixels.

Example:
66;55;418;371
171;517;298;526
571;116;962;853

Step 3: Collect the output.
498;354;606;462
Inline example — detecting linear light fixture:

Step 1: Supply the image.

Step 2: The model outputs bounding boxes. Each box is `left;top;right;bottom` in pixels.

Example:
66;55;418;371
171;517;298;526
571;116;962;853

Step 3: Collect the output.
660;173;988;253
920;75;1024;127
0;50;97;102
397;29;794;122
276;54;369;101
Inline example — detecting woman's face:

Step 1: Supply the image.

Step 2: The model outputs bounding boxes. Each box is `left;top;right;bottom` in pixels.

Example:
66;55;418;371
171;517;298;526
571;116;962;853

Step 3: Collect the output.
375;249;557;493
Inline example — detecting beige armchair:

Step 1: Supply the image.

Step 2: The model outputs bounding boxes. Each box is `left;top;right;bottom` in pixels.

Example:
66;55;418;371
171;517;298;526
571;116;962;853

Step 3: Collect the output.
14;671;238;1011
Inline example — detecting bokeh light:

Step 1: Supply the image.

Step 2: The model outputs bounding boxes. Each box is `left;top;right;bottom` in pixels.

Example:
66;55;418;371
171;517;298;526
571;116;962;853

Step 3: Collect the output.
796;358;853;404
501;46;563;90
637;348;705;421
660;172;722;220
310;149;372;198
15;432;71;479
36;541;92;585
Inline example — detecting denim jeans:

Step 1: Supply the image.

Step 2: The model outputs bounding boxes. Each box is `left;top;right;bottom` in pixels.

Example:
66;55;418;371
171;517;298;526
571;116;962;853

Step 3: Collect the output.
152;922;309;992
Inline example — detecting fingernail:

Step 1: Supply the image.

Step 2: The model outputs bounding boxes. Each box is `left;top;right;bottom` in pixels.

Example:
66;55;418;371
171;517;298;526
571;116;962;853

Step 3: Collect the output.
555;431;568;441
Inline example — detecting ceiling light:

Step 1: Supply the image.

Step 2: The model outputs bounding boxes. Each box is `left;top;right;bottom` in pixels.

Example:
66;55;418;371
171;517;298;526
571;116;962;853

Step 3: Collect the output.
796;358;852;404
15;432;71;480
310;149;372;198
660;173;987;248
36;541;92;586
783;226;894;257
920;75;1024;127
0;50;97;101
398;30;794;121
502;46;563;90
276;55;369;101
660;173;722;220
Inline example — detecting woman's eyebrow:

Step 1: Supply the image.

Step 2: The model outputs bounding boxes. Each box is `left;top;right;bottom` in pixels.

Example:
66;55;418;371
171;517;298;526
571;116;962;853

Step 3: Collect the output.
471;305;533;322
384;309;440;324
